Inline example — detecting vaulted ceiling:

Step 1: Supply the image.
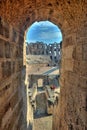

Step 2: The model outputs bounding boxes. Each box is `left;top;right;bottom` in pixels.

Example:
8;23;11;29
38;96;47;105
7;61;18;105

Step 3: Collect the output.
0;0;86;31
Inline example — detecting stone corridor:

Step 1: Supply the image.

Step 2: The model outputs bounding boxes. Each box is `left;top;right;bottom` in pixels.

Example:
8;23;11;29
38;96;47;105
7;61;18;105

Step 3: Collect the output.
0;0;87;130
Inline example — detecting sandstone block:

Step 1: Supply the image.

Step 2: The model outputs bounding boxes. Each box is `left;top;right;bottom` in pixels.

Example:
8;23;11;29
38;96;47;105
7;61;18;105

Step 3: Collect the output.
2;61;11;78
5;42;11;58
82;44;87;60
63;45;74;59
64;59;74;71
0;39;4;58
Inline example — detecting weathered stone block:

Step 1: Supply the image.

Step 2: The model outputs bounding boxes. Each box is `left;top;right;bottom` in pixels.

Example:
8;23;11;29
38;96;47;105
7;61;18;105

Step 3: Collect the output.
9;92;18;109
12;61;15;73
64;59;74;71
77;29;87;38
77;90;87;125
63;45;74;59
83;44;87;52
67;72;79;86
78;76;87;89
1;107;12;129
0;39;4;58
12;28;18;43
5;42;11;58
15;45;19;57
0;84;11;106
11;45;16;58
3;21;9;38
1;99;22;130
74;60;87;76
75;44;82;60
0;101;10;127
19;35;24;45
82;44;87;60
0;62;3;79
0;17;3;35
64;36;73;47
2;61;11;78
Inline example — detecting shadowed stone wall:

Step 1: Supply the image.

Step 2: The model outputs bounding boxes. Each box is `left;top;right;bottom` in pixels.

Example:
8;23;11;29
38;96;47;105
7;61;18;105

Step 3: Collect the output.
0;18;27;130
53;21;87;130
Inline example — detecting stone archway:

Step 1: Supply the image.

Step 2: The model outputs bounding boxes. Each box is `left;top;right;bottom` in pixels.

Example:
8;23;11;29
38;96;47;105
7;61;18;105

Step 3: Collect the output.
0;1;87;130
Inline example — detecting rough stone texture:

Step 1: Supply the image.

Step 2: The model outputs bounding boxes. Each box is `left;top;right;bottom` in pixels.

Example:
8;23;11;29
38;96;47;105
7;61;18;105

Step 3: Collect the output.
53;24;87;130
0;0;87;130
0;18;26;130
0;0;86;31
26;42;61;65
34;115;52;130
35;92;47;117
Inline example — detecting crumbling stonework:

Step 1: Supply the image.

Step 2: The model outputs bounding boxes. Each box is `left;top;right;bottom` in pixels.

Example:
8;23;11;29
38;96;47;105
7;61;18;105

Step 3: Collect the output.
35;92;47;117
0;18;26;130
26;42;61;66
53;24;87;130
0;0;87;130
26;42;46;55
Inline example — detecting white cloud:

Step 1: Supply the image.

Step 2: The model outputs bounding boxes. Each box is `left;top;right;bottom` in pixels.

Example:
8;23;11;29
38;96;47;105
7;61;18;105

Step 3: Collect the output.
39;31;62;40
26;21;62;43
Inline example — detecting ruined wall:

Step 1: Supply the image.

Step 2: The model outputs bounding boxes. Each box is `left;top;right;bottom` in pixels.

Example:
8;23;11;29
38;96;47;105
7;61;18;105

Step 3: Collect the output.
27;42;46;55
34;92;47;118
0;18;26;130
53;20;87;130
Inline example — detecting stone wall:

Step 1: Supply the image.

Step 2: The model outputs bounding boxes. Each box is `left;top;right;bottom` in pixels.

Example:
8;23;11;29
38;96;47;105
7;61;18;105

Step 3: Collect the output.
0;17;26;130
34;92;47;118
27;42;46;55
52;21;87;130
26;42;61;66
0;1;86;130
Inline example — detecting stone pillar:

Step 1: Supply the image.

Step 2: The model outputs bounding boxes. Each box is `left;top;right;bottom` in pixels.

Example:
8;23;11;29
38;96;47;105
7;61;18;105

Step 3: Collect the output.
51;44;54;62
43;44;47;55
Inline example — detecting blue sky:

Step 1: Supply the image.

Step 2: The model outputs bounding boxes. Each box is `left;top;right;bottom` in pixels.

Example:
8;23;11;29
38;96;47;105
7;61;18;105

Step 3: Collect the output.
26;21;62;44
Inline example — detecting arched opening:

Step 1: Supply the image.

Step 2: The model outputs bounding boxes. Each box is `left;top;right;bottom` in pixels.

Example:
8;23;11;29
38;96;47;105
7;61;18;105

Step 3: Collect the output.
25;20;63;129
38;78;43;87
26;21;62;68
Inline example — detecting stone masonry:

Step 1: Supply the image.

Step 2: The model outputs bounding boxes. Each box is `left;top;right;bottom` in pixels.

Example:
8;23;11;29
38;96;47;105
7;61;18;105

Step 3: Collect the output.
0;1;87;130
0;18;26;130
26;42;61;66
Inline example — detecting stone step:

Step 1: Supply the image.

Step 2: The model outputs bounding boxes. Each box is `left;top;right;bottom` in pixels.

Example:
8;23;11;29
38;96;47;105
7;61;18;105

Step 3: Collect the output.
34;115;52;130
